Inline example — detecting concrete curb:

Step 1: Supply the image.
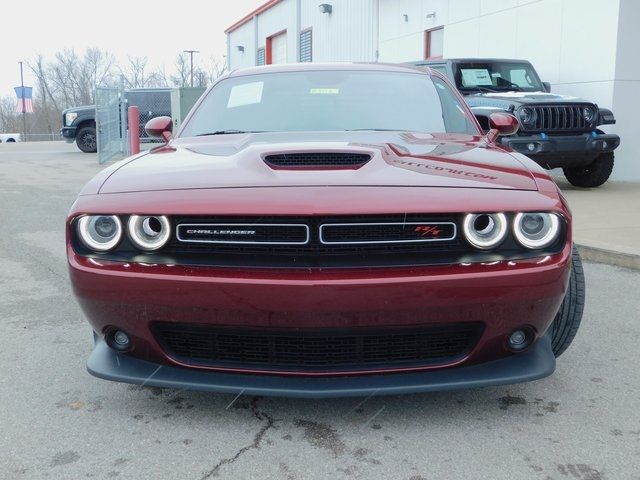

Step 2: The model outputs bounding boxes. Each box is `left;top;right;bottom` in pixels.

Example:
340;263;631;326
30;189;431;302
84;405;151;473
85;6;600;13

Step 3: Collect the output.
577;244;640;271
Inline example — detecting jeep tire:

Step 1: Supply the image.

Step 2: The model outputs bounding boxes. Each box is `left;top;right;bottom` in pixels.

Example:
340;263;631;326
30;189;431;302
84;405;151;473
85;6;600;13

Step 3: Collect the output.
76;126;97;153
551;245;585;357
563;152;614;188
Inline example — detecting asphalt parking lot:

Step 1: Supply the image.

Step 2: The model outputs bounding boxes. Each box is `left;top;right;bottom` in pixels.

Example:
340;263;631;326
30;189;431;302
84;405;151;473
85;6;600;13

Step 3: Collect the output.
1;141;639;480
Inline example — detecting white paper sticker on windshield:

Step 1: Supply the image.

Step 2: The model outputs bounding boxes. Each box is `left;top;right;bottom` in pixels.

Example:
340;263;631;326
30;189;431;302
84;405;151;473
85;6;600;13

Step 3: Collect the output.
461;69;493;86
227;82;264;108
309;88;340;95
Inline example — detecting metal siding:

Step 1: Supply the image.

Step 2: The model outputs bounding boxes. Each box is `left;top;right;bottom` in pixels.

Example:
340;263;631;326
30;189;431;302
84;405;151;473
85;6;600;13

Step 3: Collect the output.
227;21;257;69
301;0;377;62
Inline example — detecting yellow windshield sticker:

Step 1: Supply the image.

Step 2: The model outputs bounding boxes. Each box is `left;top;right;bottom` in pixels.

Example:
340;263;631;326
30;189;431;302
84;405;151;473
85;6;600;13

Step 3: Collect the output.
309;88;340;95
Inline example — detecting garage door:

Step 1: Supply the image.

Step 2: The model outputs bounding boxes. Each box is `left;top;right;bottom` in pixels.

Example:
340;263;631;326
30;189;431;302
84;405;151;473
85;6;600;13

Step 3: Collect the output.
270;32;287;64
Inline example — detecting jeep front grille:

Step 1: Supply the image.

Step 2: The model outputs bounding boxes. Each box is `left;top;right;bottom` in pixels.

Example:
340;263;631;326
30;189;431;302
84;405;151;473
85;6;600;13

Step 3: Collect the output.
520;104;597;133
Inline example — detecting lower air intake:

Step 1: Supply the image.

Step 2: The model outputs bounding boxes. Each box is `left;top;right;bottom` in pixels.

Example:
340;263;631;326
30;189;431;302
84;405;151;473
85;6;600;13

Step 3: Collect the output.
153;322;484;374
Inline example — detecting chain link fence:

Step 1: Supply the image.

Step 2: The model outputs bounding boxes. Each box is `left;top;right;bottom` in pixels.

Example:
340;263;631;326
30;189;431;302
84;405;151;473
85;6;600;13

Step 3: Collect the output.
95;82;172;164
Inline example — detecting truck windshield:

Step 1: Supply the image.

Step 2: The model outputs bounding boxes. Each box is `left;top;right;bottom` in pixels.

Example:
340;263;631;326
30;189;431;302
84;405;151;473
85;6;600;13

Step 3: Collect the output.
453;62;544;92
180;70;477;137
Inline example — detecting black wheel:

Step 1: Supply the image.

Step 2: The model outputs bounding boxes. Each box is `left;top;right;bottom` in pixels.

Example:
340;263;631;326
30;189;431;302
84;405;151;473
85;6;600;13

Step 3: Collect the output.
76;126;97;153
6;138;16;143
563;152;614;188
551;246;586;357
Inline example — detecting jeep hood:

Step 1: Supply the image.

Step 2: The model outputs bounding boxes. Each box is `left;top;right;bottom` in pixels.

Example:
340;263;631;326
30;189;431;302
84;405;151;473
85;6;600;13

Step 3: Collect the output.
466;91;590;108
97;131;539;194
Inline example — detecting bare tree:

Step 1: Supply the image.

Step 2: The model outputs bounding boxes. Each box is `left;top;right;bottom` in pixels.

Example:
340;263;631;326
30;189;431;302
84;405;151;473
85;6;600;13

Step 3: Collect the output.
170;53;191;88
120;56;168;89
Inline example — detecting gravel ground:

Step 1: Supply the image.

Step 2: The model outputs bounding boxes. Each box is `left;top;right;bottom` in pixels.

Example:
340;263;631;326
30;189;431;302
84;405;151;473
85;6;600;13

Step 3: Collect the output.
1;142;639;480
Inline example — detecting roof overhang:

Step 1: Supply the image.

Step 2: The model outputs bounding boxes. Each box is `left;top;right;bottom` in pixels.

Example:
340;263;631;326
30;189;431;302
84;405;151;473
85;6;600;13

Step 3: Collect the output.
225;0;283;34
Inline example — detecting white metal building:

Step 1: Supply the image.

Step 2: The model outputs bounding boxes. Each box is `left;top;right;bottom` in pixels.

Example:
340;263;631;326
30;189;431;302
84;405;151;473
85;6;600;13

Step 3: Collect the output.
226;0;640;181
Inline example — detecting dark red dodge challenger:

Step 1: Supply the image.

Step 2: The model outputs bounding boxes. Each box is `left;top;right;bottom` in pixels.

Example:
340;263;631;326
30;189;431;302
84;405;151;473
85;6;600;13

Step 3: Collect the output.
67;63;585;397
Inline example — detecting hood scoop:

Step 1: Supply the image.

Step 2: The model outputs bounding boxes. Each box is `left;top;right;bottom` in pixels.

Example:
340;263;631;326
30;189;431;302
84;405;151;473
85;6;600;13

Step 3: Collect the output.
263;152;372;170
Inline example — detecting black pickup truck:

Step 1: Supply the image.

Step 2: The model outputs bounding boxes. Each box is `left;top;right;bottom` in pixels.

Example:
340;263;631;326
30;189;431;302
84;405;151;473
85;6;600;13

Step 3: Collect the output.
413;58;620;187
61;88;171;153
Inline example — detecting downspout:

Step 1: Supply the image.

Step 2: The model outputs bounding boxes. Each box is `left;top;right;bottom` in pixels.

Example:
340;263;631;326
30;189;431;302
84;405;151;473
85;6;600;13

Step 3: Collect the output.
295;0;302;62
226;33;231;71
374;0;380;62
253;15;259;66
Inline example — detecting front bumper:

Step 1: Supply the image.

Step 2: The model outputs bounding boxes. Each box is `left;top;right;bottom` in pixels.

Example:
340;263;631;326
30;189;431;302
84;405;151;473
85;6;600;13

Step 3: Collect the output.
501;132;620;169
87;333;556;398
70;241;571;385
61;126;77;141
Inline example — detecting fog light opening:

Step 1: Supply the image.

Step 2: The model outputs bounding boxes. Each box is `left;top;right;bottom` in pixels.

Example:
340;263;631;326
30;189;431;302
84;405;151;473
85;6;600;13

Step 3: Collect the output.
107;329;132;351
507;327;534;352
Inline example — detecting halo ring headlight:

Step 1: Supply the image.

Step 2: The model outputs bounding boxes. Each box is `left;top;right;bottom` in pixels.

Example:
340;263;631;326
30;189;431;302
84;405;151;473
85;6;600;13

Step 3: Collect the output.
128;215;171;251
463;213;508;250
77;215;123;252
513;212;560;249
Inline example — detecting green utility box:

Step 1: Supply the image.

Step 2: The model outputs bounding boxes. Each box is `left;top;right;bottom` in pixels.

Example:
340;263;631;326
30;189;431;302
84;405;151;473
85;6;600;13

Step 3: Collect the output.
170;87;206;131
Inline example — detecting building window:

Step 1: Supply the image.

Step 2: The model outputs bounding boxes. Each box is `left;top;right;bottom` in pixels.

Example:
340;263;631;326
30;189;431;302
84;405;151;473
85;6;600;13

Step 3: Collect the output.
257;47;266;66
425;27;444;60
299;29;312;62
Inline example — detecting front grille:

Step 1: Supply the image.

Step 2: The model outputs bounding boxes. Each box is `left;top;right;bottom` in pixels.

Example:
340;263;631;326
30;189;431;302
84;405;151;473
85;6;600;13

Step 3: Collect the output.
154;322;484;372
264;152;371;169
520;104;596;133
164;214;467;268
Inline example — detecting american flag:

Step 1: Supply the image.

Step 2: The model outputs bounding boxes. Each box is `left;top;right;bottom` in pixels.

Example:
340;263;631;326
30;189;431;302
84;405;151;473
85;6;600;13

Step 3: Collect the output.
14;86;34;113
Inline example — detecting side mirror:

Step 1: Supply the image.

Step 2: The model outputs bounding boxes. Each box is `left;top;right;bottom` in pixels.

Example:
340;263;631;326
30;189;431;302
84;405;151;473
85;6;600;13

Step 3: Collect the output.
486;113;519;143
144;116;173;143
542;82;551;93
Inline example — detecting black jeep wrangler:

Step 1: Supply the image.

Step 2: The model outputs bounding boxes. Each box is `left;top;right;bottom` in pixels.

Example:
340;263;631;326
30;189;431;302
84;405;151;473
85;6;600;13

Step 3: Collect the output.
413;58;620;187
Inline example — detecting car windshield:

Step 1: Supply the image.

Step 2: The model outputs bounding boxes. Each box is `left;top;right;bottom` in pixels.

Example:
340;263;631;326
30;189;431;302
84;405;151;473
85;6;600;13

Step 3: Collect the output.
453;62;544;92
180;70;477;137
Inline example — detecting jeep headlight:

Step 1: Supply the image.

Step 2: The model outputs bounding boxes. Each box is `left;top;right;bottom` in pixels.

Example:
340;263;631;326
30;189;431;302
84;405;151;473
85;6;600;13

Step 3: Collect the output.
65;112;78;126
519;107;537;127
582;106;597;123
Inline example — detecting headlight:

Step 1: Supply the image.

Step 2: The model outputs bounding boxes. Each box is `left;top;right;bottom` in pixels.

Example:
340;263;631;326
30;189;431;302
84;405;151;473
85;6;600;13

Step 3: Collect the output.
128;215;171;251
519;107;537;126
513;213;560;249
463;213;508;249
65;112;78;126
77;215;122;251
583;106;597;123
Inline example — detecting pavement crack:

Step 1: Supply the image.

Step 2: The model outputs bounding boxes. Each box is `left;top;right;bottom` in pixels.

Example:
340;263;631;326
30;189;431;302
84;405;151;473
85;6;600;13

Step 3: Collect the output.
199;396;275;479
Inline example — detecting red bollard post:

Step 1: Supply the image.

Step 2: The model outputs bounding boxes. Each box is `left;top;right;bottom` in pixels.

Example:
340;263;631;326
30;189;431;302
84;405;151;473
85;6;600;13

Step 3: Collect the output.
128;106;140;155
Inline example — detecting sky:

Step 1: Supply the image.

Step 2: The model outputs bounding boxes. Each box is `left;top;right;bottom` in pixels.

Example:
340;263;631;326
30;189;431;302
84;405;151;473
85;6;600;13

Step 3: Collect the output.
0;0;264;99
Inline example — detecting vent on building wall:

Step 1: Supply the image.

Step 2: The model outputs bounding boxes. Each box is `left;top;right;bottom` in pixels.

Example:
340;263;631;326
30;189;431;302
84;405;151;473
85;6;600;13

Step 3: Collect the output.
299;29;312;62
257;47;266;66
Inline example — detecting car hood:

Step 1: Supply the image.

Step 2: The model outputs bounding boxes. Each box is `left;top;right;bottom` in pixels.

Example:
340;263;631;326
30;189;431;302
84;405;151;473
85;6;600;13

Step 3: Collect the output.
465;91;591;108
98;131;539;194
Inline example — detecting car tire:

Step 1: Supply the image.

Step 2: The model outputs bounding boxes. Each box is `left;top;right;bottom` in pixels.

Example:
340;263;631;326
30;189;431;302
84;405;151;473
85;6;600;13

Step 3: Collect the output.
551;245;585;357
563;152;614;188
6;138;16;143
76;126;97;153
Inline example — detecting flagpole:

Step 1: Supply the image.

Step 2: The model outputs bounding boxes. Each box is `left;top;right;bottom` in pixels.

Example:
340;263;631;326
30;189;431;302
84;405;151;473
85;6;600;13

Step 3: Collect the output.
19;61;27;142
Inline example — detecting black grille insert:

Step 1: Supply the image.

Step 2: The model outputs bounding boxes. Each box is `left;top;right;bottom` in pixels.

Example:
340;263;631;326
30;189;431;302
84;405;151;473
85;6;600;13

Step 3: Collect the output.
320;222;457;244
264;152;372;169
153;322;484;372
520;104;597;133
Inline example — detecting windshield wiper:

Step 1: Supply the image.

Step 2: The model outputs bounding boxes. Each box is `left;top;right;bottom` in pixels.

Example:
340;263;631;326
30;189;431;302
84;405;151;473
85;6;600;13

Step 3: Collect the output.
197;130;266;136
460;86;499;93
